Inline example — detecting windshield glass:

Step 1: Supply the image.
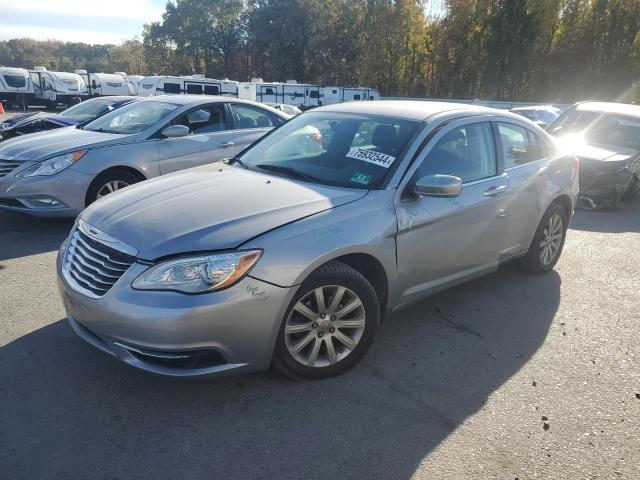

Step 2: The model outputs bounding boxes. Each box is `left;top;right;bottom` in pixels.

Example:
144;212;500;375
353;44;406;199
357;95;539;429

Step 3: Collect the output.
83;101;178;134
61;99;119;122
549;110;640;149
238;111;420;189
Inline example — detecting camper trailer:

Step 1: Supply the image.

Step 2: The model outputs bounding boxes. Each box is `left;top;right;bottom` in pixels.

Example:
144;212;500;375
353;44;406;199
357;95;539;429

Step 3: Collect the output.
0;67;33;108
238;79;321;109
320;86;380;105
123;75;145;95
29;67;88;107
75;71;135;97
137;75;239;97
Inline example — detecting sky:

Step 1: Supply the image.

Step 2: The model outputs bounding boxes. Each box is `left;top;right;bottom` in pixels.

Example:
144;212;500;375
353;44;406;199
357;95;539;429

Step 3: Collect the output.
0;0;167;44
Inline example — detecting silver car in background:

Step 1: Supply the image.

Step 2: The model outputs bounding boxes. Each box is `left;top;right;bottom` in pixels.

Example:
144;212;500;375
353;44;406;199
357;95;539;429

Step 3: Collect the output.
57;101;579;380
0;95;287;216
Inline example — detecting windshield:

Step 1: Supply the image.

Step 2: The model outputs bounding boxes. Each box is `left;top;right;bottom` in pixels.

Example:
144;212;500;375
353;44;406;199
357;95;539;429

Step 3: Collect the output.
61;99;119;122
549;110;640;150
238;111;420;189
83;101;179;134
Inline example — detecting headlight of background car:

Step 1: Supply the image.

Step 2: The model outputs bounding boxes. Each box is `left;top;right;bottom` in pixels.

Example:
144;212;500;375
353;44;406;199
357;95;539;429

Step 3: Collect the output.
132;250;262;293
17;150;86;177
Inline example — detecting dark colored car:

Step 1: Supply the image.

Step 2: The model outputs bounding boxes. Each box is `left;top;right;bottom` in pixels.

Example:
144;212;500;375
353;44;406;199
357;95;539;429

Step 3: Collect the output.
548;101;640;209
0;96;137;142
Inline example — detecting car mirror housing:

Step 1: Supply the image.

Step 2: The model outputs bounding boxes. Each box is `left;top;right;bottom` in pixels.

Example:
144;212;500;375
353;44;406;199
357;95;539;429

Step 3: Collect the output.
414;174;463;198
161;125;189;138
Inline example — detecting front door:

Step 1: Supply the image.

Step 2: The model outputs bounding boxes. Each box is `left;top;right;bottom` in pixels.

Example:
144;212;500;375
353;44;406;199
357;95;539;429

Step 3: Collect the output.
395;119;509;303
158;103;236;174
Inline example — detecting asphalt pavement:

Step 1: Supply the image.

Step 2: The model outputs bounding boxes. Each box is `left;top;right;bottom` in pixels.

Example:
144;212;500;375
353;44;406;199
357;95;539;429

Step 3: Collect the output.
0;203;638;479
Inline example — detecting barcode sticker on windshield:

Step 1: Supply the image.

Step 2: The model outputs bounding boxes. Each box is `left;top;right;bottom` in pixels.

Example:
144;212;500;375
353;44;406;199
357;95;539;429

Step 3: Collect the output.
346;148;396;169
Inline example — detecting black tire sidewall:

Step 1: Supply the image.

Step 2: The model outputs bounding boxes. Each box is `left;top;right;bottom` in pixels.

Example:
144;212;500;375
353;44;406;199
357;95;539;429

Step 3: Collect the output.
274;261;380;380
86;170;141;206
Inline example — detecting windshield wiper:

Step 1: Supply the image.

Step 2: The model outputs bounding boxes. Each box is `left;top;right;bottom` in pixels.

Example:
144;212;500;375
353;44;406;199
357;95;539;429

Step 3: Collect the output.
87;128;119;134
256;164;321;183
226;157;249;169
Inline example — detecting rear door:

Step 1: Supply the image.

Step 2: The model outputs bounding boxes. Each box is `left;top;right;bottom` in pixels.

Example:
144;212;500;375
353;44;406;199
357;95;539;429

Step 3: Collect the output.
228;103;279;154
157;103;235;174
395;118;509;303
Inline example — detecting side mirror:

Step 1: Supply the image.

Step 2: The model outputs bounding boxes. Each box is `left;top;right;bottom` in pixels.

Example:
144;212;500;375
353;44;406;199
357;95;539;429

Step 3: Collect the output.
414;174;463;198
161;124;189;138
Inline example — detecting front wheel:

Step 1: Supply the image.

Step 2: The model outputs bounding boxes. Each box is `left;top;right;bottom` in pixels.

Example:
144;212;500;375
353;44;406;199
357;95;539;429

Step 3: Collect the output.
86;170;141;206
273;261;380;380
519;203;568;274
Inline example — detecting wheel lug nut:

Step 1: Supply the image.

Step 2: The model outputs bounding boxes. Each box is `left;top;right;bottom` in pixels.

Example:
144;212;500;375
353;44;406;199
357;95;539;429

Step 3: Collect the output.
330;315;336;321
312;322;318;329
329;327;335;333
320;313;326;319
318;332;323;338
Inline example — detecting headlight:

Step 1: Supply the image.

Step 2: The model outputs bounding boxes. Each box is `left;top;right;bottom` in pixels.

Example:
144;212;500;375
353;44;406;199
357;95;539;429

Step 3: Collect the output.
132;250;262;293
17;150;86;177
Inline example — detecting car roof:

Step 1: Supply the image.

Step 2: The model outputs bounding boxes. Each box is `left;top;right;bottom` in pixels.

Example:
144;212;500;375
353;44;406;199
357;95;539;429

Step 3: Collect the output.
574;101;640;118
139;94;288;117
511;105;559;112
314;100;513;121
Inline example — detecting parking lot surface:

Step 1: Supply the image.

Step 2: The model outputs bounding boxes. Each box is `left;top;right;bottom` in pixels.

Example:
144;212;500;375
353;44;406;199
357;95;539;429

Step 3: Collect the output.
0;203;639;479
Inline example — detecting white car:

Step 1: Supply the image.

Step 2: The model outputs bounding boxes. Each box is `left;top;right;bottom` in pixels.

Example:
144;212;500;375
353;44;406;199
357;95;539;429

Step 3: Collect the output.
510;106;562;128
265;103;303;117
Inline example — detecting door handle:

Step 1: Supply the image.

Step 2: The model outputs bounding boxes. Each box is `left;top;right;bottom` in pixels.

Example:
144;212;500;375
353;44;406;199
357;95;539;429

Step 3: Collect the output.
483;185;508;197
218;141;235;148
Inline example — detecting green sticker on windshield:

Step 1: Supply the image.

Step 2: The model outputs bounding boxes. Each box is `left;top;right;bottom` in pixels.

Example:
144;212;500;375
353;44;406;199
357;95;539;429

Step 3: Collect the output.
351;172;373;185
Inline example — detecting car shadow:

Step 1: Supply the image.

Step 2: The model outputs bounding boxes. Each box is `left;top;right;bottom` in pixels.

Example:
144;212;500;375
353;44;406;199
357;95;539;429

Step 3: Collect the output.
0;264;559;479
0;211;73;261
569;197;640;233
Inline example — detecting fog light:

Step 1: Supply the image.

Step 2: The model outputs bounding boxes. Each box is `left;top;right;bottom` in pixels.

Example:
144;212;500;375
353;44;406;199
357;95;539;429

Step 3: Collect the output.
28;196;63;207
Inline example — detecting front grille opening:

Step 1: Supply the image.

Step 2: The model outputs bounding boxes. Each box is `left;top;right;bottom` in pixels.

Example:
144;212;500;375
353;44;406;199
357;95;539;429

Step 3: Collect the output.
124;346;227;371
0;160;21;178
0;197;23;207
63;227;136;298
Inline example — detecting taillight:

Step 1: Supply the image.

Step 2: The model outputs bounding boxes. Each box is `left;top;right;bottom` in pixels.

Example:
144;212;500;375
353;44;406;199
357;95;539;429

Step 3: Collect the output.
573;156;580;172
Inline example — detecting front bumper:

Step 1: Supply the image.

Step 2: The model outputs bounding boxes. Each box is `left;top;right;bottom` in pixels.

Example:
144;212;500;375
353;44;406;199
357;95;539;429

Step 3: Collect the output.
57;255;295;377
0;164;92;217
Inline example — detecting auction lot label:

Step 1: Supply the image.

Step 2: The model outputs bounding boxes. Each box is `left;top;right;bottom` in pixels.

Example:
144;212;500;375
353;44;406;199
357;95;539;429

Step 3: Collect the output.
346;148;396;168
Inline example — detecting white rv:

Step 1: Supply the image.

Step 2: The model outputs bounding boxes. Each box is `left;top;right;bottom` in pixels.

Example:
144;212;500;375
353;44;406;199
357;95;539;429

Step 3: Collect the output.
320;86;380;105
238;79;321;109
0;67;33;108
123;75;145;95
137;75;239;97
29;67;88;107
75;71;135;97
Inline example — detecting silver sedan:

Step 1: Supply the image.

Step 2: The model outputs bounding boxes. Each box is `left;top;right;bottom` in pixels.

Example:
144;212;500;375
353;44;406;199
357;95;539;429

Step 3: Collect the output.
0;95;288;216
57;101;579;380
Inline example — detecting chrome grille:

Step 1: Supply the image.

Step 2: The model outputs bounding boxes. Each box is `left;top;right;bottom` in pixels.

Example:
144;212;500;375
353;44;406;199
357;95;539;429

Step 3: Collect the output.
0;159;21;178
62;220;137;298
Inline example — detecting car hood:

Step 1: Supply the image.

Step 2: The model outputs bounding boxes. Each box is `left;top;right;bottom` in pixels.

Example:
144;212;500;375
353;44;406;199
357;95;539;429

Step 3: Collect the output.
1;112;78;132
0;111;40;129
81;163;368;260
0;126;133;162
569;143;638;163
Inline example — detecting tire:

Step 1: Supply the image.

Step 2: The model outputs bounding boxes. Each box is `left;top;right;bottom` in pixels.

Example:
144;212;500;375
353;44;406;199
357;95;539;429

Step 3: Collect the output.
519;203;568;274
273;261;380;380
86;170;141;206
622;175;639;201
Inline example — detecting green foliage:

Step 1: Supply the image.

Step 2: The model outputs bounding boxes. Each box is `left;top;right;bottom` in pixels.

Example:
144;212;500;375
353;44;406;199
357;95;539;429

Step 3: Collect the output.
1;0;639;102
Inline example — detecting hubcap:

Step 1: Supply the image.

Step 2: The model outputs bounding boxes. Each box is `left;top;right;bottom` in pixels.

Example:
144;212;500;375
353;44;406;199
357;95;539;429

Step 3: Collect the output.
284;285;366;368
539;213;563;266
96;180;130;199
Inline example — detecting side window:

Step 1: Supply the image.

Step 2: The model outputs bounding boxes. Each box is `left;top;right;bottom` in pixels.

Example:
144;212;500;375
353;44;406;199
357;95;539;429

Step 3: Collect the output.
171;104;227;134
186;84;203;95
353;94;361;100
416;122;497;183
265;87;275;95
498;122;543;167
204;85;219;95
164;82;180;94
230;104;274;129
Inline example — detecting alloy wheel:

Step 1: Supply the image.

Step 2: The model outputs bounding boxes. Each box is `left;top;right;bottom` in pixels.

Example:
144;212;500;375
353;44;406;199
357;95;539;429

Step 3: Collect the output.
284;285;366;368
539;213;563;266
96;180;130;199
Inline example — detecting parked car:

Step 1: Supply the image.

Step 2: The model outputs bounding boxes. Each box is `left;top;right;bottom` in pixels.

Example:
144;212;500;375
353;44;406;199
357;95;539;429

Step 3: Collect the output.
547;101;640;209
0;96;137;142
265;103;303;116
57;101;578;380
510;105;562;129
0;95;287;216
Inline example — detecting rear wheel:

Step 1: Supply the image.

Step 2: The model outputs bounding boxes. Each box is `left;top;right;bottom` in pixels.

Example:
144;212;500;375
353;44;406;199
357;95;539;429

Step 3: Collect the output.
519;203;568;274
273;261;380;380
86;170;141;206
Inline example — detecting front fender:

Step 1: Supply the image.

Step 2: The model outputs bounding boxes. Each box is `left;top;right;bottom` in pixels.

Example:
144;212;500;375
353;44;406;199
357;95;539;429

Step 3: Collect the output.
70;140;160;178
